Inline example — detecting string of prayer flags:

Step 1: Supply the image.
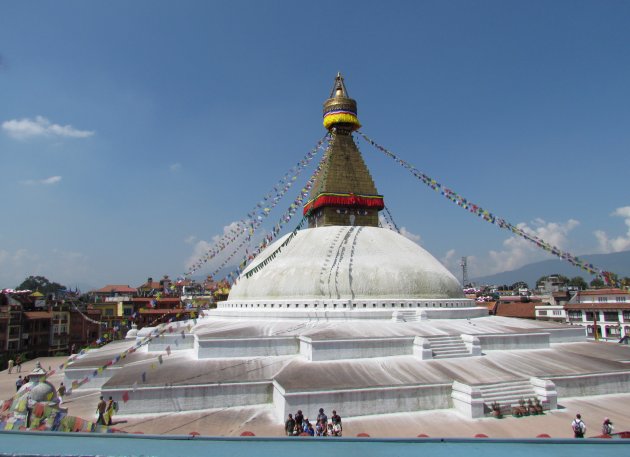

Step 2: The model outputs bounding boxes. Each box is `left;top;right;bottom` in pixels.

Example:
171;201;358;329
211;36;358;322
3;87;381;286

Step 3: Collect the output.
238;146;332;280
185;134;329;276
358;131;618;285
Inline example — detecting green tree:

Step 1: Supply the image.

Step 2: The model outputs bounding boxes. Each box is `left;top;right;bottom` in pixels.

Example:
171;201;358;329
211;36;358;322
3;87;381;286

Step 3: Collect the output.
568;276;588;290
589;278;605;289
16;275;66;295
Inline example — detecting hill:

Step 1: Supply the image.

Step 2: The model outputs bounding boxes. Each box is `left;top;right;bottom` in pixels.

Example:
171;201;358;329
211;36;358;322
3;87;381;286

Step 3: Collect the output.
471;250;630;288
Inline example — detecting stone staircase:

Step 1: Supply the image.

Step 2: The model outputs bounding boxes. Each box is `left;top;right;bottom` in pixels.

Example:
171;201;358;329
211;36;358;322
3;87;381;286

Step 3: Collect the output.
427;335;471;359
477;379;538;413
391;309;421;322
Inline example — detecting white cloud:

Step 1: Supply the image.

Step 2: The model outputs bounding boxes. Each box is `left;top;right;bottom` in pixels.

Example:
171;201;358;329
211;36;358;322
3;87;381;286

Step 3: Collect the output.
184;235;197;245
488;218;579;273
594;206;630;253
0;248;91;287
400;226;421;244
458;218;581;278
441;248;459;272
169;163;182;172
2;115;94;140
185;221;246;272
21;175;62;186
377;214;422;243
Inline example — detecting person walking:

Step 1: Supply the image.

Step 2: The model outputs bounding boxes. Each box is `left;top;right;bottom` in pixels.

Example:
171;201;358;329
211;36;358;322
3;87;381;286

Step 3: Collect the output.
104;396;117;425
285;413;295;436
7;359;14;374
15;375;23;392
57;382;66;406
15;356;22;373
96;396;107;425
602;417;614;436
572;413;586;438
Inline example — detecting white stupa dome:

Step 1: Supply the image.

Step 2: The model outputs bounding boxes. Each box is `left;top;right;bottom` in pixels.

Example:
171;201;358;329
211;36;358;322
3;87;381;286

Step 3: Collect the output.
228;226;464;302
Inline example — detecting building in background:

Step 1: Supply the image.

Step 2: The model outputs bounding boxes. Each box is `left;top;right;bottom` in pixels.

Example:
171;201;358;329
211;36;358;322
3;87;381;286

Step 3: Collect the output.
564;288;630;340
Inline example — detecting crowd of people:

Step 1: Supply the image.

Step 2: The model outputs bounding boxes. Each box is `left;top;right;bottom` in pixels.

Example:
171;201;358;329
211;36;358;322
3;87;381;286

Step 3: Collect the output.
285;408;342;437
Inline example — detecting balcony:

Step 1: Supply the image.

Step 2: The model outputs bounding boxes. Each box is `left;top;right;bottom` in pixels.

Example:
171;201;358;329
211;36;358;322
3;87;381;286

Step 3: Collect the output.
105;296;131;302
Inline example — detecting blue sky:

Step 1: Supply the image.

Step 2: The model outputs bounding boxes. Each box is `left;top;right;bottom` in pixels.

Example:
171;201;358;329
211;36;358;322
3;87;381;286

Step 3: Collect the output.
1;1;629;290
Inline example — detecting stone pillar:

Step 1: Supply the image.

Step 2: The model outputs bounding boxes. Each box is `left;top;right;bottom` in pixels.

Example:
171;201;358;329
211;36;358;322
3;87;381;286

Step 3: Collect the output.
461;334;482;356
530;377;557;410
451;381;485;418
413;337;432;360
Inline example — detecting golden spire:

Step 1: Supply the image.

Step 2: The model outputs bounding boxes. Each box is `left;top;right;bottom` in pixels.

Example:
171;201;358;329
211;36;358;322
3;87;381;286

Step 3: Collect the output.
305;74;383;228
323;73;361;132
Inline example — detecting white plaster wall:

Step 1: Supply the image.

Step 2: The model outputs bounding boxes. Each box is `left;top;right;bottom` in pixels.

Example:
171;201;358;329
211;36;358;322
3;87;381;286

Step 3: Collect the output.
546;327;587;342
418;307;489;320
206;309;394;320
475;333;550;351
103;381;272;414
147;334;194;352
273;383;452;421
300;337;414;361
63;367;121;389
547;371;630;397
196;337;299;358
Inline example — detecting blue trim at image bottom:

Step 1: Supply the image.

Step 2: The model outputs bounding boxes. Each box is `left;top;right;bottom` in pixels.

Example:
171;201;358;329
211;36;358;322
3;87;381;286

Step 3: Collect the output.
1;431;629;457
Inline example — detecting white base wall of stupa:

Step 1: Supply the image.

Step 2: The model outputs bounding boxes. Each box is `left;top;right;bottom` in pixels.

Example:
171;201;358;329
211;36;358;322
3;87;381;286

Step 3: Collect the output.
103;380;272;414
272;380;453;422
210;302;489;321
68;314;630;421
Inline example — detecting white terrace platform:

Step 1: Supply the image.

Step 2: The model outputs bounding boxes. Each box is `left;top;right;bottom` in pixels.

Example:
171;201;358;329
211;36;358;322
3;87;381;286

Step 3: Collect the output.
63;313;630;421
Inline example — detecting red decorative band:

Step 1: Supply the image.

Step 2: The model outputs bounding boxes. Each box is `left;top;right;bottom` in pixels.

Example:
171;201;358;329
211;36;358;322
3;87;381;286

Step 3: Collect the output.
303;193;384;215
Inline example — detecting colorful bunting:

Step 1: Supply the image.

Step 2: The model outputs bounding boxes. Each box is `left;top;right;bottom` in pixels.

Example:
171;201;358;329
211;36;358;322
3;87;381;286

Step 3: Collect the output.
185;134;330;277
357;131;619;285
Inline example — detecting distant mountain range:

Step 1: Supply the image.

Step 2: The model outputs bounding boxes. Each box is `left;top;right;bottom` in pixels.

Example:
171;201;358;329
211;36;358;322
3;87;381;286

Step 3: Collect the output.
471;250;630;288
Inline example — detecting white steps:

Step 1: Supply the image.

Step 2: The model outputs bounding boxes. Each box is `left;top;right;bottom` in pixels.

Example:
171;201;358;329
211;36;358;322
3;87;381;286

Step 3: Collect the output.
477;379;538;409
392;310;420;322
427;335;471;359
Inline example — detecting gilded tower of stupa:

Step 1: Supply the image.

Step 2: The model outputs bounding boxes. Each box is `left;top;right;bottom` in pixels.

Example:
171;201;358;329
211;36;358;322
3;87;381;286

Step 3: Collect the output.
304;73;384;228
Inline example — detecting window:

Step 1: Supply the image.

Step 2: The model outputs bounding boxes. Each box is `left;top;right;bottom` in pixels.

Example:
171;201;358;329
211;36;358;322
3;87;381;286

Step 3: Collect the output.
553;310;562;316
616;297;627;303
539;310;548;316
623;311;630;321
585;312;595;321
607;326;620;335
604;312;619;322
568;311;583;320
598;297;608;303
